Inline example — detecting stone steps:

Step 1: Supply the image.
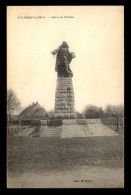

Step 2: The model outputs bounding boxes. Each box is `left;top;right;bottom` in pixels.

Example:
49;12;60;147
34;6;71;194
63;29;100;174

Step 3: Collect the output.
13;122;118;138
61;123;118;138
14;127;35;136
87;123;118;136
38;126;62;137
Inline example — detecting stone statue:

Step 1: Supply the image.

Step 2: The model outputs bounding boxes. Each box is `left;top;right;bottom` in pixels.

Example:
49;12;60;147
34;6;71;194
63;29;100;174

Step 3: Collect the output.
51;41;76;77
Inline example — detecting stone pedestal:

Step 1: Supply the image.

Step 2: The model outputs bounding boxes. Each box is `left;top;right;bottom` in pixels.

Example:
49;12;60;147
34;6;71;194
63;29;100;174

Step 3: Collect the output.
54;77;77;119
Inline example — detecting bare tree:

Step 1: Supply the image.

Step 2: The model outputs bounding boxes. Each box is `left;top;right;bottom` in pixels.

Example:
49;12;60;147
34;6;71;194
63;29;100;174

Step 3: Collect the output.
7;89;21;131
83;104;104;118
104;104;124;130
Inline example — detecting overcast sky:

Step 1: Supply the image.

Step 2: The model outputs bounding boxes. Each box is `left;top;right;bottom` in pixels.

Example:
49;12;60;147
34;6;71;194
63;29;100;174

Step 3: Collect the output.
7;6;124;112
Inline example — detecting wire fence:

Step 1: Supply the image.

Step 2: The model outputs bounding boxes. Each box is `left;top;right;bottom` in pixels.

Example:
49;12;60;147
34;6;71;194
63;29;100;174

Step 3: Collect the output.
101;118;124;126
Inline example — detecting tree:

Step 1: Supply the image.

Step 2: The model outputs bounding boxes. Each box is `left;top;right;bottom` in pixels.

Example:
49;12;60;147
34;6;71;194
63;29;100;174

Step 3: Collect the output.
104;104;124;118
47;109;54;119
104;104;124;130
7;89;21;128
83;104;104;118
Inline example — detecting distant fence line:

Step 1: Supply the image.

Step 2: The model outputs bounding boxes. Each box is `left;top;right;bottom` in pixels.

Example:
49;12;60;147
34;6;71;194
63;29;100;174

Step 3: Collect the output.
101;118;124;126
8;118;124;126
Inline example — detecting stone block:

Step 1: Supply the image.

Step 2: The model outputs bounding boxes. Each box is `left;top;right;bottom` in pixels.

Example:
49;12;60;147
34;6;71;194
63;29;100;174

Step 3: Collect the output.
62;119;76;125
88;119;95;123
67;102;74;107
67;86;73;90
58;106;64;110
60;101;65;105
61;94;66;98
61;102;66;106
57;98;62;102
64;114;70;119
55;106;60;110
97;119;101;123
65;100;70;104
59;113;64;118
31;120;41;125
64;106;70;110
62;110;67;113
56;102;61;106
57;78;72;85
56;90;61;94
70;113;77;119
54;114;59;118
57;94;62;98
67;94;73;98
61;86;67;90
87;119;101;123
63;90;67;94
69;109;74;113
40;120;47;125
76;119;87;124
48;119;62;125
64;94;68;98
69;91;74;95
70;108;74;112
54;110;61;114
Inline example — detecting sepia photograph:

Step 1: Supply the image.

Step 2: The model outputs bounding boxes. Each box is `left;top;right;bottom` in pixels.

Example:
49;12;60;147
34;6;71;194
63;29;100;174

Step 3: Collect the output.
7;6;124;188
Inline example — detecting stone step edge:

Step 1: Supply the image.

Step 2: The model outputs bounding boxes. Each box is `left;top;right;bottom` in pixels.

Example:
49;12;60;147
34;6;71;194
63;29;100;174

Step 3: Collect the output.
27;119;102;125
62;119;101;125
43;132;62;133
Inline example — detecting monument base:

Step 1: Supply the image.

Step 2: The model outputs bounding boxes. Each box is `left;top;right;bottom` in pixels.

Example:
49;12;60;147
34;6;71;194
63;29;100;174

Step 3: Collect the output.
54;77;77;119
14;119;119;138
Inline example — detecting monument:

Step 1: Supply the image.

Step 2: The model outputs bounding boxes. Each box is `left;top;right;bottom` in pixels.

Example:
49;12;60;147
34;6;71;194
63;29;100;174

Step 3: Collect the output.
51;41;77;119
14;41;119;138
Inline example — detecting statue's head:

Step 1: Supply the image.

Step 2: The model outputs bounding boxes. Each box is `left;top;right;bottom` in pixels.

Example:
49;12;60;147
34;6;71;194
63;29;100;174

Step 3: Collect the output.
61;41;69;48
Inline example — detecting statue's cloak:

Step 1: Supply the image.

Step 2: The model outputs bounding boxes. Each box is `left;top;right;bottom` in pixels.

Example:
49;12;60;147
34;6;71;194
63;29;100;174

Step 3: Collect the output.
51;47;75;72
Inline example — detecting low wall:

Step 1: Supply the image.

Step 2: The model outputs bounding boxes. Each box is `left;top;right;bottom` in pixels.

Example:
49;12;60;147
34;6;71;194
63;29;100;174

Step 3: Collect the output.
9;118;124;126
76;119;101;124
31;119;102;125
63;119;76;125
12;119;102;126
63;119;101;125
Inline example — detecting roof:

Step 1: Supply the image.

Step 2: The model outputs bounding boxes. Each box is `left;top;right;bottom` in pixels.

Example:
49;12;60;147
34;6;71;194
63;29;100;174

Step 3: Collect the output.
19;102;48;120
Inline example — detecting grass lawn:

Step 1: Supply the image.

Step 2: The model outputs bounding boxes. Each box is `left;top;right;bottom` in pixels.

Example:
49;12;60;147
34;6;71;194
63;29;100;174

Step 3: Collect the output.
7;134;124;176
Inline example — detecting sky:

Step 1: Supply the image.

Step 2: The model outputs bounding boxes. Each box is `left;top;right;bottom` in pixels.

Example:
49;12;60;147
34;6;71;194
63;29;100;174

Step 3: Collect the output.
7;6;124;113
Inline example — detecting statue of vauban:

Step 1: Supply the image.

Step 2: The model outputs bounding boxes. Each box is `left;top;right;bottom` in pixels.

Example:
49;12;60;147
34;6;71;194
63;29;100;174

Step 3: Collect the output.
51;41;76;77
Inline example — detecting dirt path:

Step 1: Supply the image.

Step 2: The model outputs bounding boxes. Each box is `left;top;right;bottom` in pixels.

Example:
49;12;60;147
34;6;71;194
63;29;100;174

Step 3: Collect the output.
7;165;124;188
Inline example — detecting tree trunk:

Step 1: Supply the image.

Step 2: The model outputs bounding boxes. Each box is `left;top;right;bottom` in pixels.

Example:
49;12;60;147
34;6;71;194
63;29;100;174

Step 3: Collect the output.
7;115;9;135
117;117;120;131
8;110;11;135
